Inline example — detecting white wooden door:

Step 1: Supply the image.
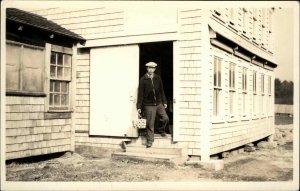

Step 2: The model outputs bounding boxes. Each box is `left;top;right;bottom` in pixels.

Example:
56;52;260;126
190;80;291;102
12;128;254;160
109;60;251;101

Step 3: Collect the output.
90;45;139;137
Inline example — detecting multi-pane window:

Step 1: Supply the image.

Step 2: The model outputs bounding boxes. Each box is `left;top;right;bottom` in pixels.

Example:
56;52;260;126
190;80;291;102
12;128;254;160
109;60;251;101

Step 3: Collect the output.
49;51;72;110
242;67;248;116
252;9;257;41
6;41;44;93
253;70;258;116
213;56;222;117
242;8;248;32
268;75;272;115
229;62;236;116
260;73;265;115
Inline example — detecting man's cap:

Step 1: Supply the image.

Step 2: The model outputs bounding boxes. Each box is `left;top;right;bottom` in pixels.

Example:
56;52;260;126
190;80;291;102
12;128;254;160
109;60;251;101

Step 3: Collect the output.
145;62;157;67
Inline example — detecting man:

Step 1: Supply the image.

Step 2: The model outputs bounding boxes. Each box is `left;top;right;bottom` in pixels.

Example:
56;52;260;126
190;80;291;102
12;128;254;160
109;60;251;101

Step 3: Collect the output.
137;62;169;148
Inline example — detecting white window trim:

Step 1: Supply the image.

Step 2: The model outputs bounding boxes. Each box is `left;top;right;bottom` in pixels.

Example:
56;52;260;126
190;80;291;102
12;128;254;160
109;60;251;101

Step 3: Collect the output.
228;59;239;122
252;69;259;119
45;44;73;113
212;48;225;124
260;72;266;118
241;64;249;120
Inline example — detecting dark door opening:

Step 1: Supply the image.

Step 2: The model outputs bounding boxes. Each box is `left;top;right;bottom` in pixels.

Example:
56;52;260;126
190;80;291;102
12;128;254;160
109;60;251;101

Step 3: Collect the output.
139;41;173;135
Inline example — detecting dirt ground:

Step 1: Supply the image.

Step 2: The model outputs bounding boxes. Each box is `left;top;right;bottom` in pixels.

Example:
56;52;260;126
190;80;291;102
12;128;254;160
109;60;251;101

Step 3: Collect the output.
6;118;294;182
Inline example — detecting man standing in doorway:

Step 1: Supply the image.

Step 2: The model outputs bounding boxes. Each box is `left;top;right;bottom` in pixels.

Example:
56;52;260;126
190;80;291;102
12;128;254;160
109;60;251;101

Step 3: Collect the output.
137;62;169;148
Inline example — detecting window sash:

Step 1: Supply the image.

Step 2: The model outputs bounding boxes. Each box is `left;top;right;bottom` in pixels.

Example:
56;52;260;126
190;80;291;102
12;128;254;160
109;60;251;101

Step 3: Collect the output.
49;50;72;111
261;74;265;94
50;52;72;81
242;67;247;92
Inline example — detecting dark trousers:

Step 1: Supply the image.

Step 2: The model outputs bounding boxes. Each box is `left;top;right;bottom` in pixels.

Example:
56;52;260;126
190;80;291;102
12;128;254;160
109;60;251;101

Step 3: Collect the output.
143;104;169;144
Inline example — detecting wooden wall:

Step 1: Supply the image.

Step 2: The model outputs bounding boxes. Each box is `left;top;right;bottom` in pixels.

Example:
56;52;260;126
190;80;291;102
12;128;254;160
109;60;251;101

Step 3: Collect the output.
208;45;275;155
6;96;71;160
177;9;203;156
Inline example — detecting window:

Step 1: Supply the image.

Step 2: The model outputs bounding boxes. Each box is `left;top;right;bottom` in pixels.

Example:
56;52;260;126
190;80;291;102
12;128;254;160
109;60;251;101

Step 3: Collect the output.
242;8;248;33
213;56;222;117
6;41;44;94
268;75;272;115
242;67;248;117
229;62;236;117
49;51;72;110
252;9;258;41
260;73;265;116
253;70;258;117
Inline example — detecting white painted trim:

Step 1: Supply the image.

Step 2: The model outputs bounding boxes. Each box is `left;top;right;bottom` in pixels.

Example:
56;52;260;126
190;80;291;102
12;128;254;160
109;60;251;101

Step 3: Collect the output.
79;31;178;48
199;9;212;161
172;40;181;142
70;44;77;152
44;43;51;112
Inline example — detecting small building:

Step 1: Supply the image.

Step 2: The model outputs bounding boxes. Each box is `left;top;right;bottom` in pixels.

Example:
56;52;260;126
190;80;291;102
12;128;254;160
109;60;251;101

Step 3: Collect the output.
5;8;85;160
5;5;277;161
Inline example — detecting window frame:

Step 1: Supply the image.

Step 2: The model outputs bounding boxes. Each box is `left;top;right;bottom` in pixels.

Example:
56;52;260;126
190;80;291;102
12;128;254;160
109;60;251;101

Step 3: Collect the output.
241;65;249;119
6;40;46;96
228;61;237;120
46;44;74;113
252;69;259;119
212;50;225;123
260;73;266;117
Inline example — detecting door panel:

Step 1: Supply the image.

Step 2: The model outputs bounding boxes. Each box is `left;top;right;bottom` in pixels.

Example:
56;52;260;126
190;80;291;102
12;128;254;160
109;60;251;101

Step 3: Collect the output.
90;45;139;137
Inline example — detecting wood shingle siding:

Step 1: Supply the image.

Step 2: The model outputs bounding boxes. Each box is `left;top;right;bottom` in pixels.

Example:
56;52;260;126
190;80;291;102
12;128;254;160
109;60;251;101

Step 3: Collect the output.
6;97;72;160
34;8;124;38
177;9;203;156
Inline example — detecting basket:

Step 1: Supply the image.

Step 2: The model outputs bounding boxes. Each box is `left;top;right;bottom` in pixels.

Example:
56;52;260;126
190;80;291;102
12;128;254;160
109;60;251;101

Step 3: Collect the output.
133;118;146;129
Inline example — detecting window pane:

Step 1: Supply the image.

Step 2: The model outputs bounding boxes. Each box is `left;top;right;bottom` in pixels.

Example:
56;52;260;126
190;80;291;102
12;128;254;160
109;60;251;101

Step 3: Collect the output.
214;60;217;87
213;89;217;116
57;66;63;78
54;82;60;92
57;53;63;65
230;91;234;114
61;94;68;105
50;66;56;77
50;81;54;92
49;93;54;106
51;52;56;64
54;94;60;105
64;67;71;79
6;43;21;91
61;82;68;92
232;66;235;88
229;67;232;88
64;55;71;67
218;62;221;87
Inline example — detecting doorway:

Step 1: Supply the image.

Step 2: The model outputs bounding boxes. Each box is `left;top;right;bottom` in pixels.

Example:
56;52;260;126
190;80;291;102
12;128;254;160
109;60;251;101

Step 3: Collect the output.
139;41;173;135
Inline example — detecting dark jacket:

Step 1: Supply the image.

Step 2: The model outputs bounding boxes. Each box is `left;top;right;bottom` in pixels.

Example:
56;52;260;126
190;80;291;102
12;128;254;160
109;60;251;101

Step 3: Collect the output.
137;73;167;109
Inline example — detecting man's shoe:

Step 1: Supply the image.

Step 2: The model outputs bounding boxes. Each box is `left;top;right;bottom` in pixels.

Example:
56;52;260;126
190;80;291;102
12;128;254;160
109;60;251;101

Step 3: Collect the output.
160;132;167;137
146;143;152;148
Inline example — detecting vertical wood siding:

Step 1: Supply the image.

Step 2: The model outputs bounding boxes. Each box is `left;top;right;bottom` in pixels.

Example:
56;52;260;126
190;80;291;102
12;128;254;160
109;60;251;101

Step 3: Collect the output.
6;97;71;160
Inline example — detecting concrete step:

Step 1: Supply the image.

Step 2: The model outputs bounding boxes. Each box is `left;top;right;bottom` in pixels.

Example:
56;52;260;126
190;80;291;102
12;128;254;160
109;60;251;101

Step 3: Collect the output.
126;145;183;155
111;151;186;164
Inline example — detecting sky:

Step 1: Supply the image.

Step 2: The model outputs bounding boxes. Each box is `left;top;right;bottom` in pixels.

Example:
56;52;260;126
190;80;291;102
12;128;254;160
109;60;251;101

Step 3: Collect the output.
274;8;297;82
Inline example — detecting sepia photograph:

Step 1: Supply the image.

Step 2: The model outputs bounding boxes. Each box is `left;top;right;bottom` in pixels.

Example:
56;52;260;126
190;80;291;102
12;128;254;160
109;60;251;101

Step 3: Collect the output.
1;1;299;191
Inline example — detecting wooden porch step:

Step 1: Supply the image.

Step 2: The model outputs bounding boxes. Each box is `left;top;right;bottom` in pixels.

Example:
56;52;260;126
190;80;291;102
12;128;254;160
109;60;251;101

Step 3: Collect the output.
128;135;179;149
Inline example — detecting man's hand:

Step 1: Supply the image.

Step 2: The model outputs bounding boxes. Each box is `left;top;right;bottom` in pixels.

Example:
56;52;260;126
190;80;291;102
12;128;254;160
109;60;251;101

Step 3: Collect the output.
137;109;141;114
164;104;167;109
